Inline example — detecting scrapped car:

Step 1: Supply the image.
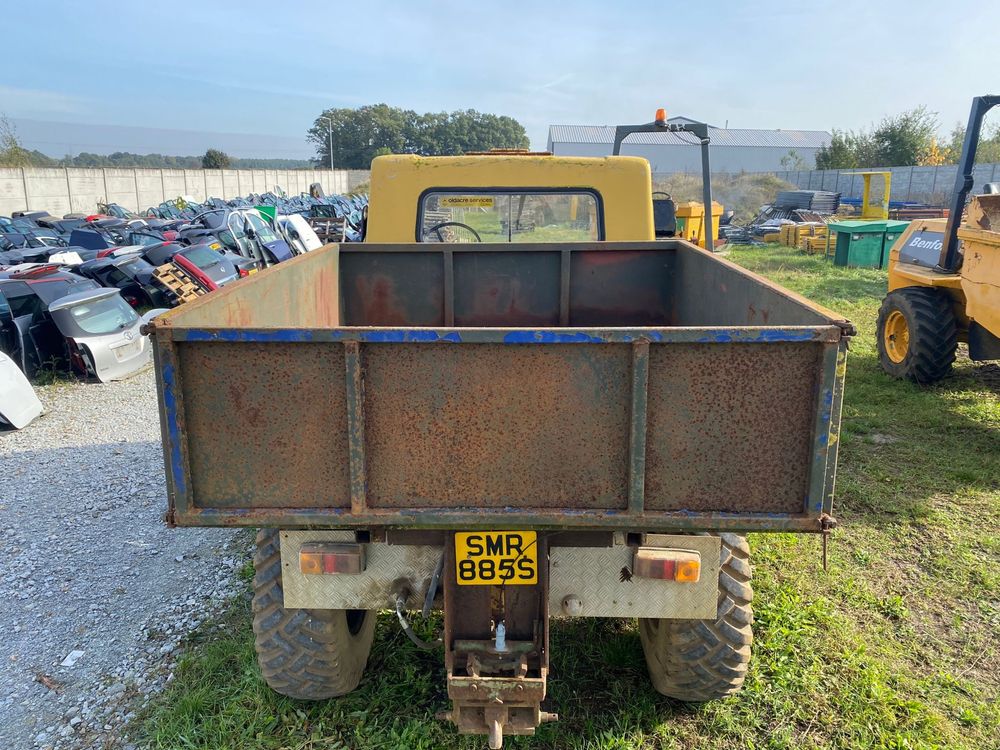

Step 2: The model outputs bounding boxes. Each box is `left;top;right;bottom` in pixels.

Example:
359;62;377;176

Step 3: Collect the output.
47;288;152;382
277;213;323;254
188;209;293;266
0;266;100;378
174;243;252;287
76;254;172;308
141;241;255;282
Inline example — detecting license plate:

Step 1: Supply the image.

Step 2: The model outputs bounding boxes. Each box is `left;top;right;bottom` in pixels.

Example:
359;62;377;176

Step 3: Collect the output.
454;531;537;585
112;339;141;361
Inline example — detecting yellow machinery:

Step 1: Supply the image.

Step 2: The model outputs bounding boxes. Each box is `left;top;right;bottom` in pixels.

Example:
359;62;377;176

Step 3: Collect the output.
674;200;723;248
877;96;1000;382
847;171;891;220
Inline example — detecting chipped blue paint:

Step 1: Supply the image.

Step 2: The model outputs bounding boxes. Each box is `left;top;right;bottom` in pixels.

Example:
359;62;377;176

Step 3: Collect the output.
161;363;187;498
360;330;463;343
502;330;609;344
695;328;819;344
184;329;316;343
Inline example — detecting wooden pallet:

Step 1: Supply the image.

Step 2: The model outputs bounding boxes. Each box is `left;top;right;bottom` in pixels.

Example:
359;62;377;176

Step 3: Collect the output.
153;263;207;304
306;216;347;243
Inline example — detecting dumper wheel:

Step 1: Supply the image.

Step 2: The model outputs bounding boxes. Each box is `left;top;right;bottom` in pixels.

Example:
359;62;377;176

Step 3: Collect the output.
638;533;752;701
252;529;376;700
876;287;958;384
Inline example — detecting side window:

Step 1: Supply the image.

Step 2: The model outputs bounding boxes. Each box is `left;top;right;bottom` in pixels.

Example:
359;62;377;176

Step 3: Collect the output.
7;293;43;318
228;214;248;239
0;290;10;319
106;268;129;286
419;191;601;243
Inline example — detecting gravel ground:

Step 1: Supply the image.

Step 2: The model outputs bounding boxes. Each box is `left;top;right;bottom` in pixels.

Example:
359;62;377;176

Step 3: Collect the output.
0;368;247;750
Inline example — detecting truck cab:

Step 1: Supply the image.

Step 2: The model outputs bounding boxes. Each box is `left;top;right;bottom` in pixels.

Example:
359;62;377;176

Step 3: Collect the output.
364;153;655;243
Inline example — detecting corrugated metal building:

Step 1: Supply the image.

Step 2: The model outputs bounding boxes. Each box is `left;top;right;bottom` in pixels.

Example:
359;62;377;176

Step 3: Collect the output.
546;117;831;173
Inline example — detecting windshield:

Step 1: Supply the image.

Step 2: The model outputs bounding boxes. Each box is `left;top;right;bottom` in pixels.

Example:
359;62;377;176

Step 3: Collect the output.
181;245;225;269
32;277;100;304
118;256;155;278
130;232;164;246
59;294;139;335
419;191;601;243
246;213;280;243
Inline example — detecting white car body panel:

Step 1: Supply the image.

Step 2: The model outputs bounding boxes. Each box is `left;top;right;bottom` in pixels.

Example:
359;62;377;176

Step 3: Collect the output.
48;251;85;265
279;214;323;253
0;351;43;428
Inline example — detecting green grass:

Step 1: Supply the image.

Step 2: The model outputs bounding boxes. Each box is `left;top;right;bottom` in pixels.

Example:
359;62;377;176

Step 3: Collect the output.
135;246;1000;750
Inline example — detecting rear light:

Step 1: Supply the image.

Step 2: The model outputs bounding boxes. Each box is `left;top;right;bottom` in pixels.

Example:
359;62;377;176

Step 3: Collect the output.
97;248;115;258
124;295;139;308
633;548;701;583
299;543;366;575
238;267;249;278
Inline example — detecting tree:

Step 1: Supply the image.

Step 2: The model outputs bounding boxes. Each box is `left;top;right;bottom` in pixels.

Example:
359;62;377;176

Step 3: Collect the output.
815;108;941;169
307;104;530;168
0;114;31;167
202;148;232;169
815;131;858;170
870;106;938;166
779;150;806;170
943;121;1000;164
919;138;947;166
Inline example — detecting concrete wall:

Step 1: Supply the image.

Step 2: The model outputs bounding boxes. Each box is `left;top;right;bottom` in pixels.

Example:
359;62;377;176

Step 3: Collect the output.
771;163;1000;205
0;167;371;216
550;143;822;173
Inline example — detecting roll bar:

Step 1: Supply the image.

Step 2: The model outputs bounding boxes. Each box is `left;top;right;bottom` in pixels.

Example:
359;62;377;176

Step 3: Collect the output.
613;117;715;251
938;95;1000;273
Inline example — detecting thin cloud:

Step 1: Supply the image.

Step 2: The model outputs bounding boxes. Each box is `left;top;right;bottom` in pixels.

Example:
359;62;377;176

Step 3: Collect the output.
0;85;87;115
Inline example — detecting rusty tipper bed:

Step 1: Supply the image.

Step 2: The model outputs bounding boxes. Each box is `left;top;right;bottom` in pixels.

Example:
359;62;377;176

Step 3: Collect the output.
149;239;852;534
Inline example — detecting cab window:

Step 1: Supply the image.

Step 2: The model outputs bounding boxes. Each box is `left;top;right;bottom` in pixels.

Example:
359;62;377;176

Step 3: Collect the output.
418;191;601;243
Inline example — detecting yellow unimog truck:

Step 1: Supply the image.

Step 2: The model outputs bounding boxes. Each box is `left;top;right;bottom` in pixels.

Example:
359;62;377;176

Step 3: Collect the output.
148;116;853;748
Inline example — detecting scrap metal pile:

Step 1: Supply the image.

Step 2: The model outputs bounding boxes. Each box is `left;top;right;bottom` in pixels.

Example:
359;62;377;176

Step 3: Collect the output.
0;187;368;428
720;190;841;244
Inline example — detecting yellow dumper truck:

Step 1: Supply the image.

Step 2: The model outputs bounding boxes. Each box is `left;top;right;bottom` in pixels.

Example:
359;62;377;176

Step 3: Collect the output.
148;116;853;748
877;95;1000;382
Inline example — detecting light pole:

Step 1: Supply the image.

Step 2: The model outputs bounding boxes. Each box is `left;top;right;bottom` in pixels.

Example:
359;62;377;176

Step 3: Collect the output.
322;116;334;169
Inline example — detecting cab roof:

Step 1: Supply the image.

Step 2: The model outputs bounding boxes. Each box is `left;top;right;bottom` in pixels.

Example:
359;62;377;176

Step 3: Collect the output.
365;154;654;243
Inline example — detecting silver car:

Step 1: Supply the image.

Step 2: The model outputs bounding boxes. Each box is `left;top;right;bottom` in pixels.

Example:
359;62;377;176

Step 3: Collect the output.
48;289;151;382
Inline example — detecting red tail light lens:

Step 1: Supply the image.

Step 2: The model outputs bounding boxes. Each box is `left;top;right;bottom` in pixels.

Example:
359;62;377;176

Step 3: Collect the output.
633;548;701;583
299;543;366;575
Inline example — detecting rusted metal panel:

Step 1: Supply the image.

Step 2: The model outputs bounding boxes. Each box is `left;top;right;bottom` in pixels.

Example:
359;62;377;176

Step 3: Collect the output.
177;342;351;509
151;239;852;534
340;251;444;326
453;251;561;326
568;249;675;326
174;505;833;532
644;342;823;513
362;343;631;509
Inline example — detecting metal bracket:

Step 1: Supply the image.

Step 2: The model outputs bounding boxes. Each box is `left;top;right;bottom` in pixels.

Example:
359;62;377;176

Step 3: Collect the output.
441;534;552;748
819;513;836;571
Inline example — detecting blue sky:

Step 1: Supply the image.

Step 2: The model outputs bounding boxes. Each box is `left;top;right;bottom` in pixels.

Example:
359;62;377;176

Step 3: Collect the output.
4;0;998;159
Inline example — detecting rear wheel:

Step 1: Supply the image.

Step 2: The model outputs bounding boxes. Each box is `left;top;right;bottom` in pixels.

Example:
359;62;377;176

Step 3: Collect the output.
876;287;958;383
252;529;376;700
638;533;753;701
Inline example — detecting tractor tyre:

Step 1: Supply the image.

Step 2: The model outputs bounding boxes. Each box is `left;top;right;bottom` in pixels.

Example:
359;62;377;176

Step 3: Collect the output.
876;287;958;383
638;533;753;701
252;528;376;700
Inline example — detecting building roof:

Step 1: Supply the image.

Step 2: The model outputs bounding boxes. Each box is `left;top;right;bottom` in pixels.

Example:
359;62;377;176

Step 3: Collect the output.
547;123;831;149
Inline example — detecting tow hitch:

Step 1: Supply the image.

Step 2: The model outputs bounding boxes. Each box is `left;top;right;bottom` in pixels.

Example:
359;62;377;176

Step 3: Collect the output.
439;533;555;748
